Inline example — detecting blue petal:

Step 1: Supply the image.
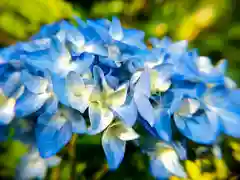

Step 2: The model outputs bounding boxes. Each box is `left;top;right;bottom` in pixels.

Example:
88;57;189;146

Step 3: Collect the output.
3;72;21;97
112;100;137;127
174;111;220;144
149;36;172;49
66;109;87;134
36;112;72;158
150;158;170;179
154;110;172;142
24;50;52;72
153;63;174;79
86;20;110;42
200;70;224;84
122;29;146;49
134;69;151;97
105;73;119;90
93;65;113;93
102;128;126;170
216;59;228;74
109;17;124;41
134;93;155;126
51;75;69;106
216;104;240;138
167;40;188;64
172;140;187;160
15;90;50;117
65;28;85;54
71;53;94;74
42;96;59;115
157;148;187;178
84;41;108;56
21;70;48;94
229;89;240;106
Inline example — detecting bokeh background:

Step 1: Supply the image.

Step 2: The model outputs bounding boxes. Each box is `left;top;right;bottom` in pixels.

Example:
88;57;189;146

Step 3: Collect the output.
0;0;240;179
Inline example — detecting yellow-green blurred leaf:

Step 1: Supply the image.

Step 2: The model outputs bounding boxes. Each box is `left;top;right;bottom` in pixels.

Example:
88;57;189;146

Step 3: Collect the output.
185;160;201;180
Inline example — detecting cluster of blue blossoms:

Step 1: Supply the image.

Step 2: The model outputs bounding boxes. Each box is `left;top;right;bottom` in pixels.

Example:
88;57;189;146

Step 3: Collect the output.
1;17;240;179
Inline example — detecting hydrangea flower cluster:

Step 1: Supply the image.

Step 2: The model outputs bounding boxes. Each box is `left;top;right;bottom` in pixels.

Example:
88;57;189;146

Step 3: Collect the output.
1;17;240;179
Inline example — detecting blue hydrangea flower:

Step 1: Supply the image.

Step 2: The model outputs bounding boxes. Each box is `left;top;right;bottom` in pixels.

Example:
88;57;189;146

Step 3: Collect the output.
1;16;240;180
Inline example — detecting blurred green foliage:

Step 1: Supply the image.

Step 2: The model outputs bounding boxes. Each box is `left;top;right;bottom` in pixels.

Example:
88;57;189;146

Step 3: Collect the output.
0;0;75;45
0;0;240;179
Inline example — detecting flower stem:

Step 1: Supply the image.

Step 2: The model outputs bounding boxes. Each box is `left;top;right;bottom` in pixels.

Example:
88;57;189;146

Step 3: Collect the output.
92;163;109;180
69;134;78;180
50;166;60;180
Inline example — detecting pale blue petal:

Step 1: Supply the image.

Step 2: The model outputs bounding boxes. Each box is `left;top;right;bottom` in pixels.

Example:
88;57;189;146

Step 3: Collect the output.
174;111;220;144
51;40;72;76
229;89;240;106
225;77;237;89
25;52;52;72
150;158;170;179
36;112;72;158
105;73;119;90
3;72;21;97
84;41;108;56
216;59;228;74
88;102;114;135
134;69;151;97
93;65;113;93
51;75;69;106
122;29;146;49
70;53;94;74
112;100;137;127
66;109;87;134
216;104;240;138
200;70;224;84
109;17;124;41
66;28;85;54
42;96;58;115
99;57;119;68
158;148;187;178
15;90;50;117
153;63;175;79
102;128;126;170
172;140;187;160
134;93;155;126
149;36;172;49
66;72;92;113
167;40;188;64
21;70;48;94
86;20;110;42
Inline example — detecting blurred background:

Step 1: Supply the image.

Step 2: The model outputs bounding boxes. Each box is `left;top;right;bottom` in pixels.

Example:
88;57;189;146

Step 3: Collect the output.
0;0;240;179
